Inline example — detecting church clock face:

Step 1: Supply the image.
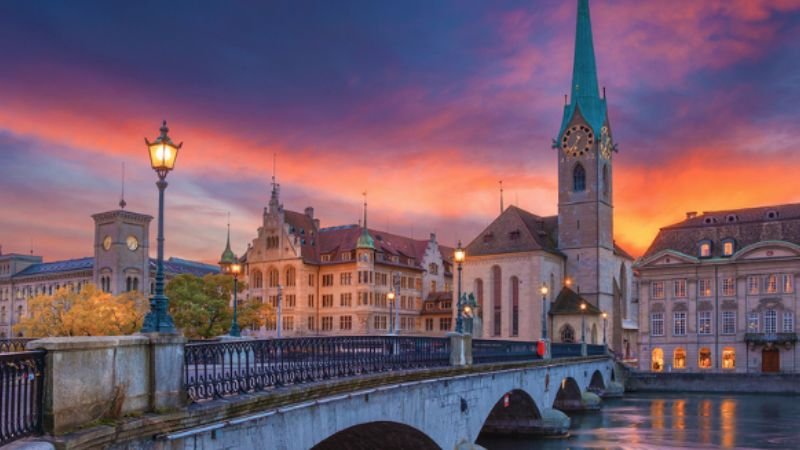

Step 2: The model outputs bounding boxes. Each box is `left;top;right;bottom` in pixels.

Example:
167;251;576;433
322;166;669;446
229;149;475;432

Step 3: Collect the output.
126;235;139;251
102;235;112;251
561;125;593;157
600;126;612;159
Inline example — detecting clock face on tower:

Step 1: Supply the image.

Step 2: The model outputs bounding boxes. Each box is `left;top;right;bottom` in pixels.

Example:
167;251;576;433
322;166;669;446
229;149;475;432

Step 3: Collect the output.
103;236;112;251
561;125;594;157
126;235;139;251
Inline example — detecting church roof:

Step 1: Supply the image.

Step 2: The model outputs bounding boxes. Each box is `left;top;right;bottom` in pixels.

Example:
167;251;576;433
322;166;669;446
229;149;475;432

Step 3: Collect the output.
550;286;601;316
642;203;800;260
465;206;561;257
14;257;94;277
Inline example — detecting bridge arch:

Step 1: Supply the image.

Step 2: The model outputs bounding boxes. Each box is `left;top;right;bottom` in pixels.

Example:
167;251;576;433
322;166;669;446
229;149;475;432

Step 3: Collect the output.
311;421;441;450
478;389;542;438
588;369;605;393
553;376;583;412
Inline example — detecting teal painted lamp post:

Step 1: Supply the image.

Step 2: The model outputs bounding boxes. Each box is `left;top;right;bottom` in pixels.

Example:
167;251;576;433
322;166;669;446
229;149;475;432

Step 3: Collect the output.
219;222;241;337
454;242;466;334
141;121;181;334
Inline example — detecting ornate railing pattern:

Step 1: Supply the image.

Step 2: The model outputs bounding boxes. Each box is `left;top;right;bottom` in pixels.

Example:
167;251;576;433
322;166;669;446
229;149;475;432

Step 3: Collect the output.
551;343;583;358
0;351;45;446
185;336;451;402
586;344;607;356
0;339;34;354
472;339;540;364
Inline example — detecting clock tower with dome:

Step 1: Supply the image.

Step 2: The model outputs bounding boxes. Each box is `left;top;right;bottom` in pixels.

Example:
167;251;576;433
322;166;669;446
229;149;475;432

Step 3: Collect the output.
556;0;616;320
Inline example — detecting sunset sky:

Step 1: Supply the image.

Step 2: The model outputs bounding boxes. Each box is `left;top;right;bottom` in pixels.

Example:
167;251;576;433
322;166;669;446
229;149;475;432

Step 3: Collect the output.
2;0;800;263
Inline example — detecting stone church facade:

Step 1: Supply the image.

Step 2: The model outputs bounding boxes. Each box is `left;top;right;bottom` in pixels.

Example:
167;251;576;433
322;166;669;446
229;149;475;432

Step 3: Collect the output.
459;0;638;355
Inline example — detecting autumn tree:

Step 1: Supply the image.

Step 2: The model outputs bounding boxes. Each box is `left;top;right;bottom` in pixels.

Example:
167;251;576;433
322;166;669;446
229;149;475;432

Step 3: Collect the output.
14;284;148;337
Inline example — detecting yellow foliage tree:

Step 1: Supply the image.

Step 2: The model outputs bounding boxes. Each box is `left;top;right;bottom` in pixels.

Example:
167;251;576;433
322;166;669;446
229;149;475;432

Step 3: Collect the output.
14;284;148;337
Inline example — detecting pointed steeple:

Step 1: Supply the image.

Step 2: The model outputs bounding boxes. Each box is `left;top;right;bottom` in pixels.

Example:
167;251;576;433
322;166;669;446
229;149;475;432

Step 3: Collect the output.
268;153;282;214
219;214;237;265
558;0;607;138
357;192;375;249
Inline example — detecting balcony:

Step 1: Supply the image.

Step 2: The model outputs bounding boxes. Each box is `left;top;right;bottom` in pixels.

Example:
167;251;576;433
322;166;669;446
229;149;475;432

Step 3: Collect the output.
744;332;798;346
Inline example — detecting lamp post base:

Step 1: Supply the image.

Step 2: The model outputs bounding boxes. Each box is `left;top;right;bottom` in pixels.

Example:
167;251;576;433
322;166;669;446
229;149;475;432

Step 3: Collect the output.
141;294;178;335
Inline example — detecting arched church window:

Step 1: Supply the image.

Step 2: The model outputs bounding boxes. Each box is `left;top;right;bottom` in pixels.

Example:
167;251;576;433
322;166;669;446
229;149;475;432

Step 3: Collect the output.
510;276;519;337
573;164;586;192
560;324;575;343
285;267;296;287
475;279;484;319
268;268;280;287
492;266;502;337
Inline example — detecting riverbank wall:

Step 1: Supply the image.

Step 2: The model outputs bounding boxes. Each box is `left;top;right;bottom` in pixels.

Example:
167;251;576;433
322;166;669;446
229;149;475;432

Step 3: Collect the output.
626;372;800;394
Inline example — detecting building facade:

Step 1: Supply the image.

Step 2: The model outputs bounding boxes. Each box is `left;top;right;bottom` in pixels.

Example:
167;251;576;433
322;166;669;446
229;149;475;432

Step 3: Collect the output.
240;185;453;337
458;0;638;354
636;205;800;373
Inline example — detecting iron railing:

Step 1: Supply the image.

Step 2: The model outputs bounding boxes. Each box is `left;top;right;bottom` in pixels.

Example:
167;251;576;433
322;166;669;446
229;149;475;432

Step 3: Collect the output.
472;339;540;364
0;339;34;354
184;336;450;402
0;350;45;446
551;343;583;358
586;344;607;356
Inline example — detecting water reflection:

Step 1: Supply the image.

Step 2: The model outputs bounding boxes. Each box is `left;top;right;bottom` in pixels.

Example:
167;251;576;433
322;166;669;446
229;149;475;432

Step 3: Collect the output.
477;393;800;450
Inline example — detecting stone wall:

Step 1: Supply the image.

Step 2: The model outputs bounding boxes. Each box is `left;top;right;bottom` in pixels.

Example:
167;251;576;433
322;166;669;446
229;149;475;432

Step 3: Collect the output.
626;372;800;394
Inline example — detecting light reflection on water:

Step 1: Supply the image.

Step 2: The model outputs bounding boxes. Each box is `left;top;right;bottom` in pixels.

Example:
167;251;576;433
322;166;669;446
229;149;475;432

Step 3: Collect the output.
477;393;800;450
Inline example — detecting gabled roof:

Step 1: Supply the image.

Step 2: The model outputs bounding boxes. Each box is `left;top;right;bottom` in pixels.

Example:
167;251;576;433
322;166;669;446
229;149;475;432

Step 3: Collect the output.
642;203;800;260
151;258;220;277
466;206;561;257
14;257;94;277
550;287;601;316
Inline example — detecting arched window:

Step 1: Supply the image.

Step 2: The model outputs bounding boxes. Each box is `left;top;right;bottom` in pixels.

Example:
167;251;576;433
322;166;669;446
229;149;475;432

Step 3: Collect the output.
252;270;263;289
510;276;519;337
475;279;484;319
722;347;735;369
492;266;502;336
268;268;280;287
652;348;664;372
285;267;296;287
560;324;575;343
698;347;712;369
428;263;439;275
573;164;586;192
602;164;609;196
673;348;686;369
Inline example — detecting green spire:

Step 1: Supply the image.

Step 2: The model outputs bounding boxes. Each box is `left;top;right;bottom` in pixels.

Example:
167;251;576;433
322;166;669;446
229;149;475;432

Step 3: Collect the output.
219;217;237;265
356;193;375;249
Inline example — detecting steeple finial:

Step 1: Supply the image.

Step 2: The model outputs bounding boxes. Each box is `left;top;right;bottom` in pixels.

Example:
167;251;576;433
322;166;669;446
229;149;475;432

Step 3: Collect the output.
119;162;127;209
219;212;237;265
571;0;599;101
268;153;281;213
362;191;368;229
357;191;375;249
499;180;504;214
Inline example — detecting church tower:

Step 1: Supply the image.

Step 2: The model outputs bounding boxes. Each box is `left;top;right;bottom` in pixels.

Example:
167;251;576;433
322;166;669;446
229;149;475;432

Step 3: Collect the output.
556;0;616;314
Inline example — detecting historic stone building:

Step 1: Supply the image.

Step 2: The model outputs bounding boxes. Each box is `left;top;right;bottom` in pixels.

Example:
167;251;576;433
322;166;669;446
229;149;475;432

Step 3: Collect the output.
240;184;453;337
636;204;800;373
0;201;218;337
459;0;638;354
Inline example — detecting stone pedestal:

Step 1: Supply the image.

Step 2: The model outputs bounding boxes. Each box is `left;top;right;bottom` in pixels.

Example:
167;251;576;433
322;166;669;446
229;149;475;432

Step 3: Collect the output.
145;333;187;412
448;332;472;367
581;342;587;357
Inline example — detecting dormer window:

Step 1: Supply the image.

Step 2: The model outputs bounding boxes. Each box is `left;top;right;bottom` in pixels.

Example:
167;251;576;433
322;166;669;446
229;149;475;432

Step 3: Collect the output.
766;210;779;220
703;217;717;225
483;233;494;243
340;252;351;261
725;214;738;223
699;240;712;258
509;230;521;240
321;254;331;262
721;238;735;257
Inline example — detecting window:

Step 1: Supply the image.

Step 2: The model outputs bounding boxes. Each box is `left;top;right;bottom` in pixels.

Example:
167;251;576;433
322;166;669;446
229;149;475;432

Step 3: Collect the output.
428;263;439;275
560;324;575;343
307;316;316;331
722;347;735;369
339;293;352;307
722;240;734;257
651;348;664;372
425;318;434;331
439;317;452;331
340;273;352;285
286;294;296;308
722;311;736;334
673;312;687;336
285;267;296;287
492;266;502;336
673;279;687;298
698;311;712;335
764;309;777;334
268;268;279;287
321;316;333;331
322;295;334;308
747;276;760;295
282;316;294;331
373;315;387;330
748;312;759;332
766;274;778;294
783;312;794;332
698;279;712;297
698;348;712;369
339;315;352;330
651;313;665;336
673;348;686;369
651;281;665;299
722;277;735;296
573;164;586;192
251;270;264;288
699;241;712;258
511;276;519;337
321;254;331;262
322;274;334;287
783;275;793;293
307;294;315;308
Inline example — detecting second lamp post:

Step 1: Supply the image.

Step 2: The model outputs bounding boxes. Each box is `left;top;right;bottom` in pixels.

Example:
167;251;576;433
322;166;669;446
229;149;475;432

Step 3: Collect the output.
454;241;465;334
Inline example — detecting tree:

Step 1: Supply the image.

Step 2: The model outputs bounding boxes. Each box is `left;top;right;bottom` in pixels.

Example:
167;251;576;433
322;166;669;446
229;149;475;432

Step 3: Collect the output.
238;298;275;332
14;284;147;337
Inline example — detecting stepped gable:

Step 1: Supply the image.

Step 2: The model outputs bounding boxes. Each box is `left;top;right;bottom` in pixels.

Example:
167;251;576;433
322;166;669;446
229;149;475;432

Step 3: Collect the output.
643;203;800;259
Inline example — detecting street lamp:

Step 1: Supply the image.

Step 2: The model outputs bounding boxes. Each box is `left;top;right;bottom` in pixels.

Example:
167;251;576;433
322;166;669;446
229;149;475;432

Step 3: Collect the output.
454;241;466;334
276;284;283;338
602;311;608;345
387;291;396;335
393;273;400;335
540;284;549;340
141;121;182;334
219;225;241;337
580;302;587;343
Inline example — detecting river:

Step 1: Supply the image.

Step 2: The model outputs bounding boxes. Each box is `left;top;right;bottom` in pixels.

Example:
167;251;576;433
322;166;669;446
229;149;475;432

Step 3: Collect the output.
477;393;800;450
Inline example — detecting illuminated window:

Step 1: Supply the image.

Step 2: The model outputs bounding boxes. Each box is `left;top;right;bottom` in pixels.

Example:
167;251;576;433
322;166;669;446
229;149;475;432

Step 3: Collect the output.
722;348;735;369
722;277;735;296
748;312;759;332
698;348;712;369
698;311;712;335
673;279;687;298
698;279;712;297
722;240;735;257
747;276;760;295
651;281;665;299
783;274;793;293
699;241;712;258
651;348;664;372
673;348;686;369
766;274;778;294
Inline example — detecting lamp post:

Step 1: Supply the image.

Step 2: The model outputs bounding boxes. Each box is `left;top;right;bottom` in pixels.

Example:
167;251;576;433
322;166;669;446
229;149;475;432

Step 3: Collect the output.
276;284;283;338
393;273;400;335
387;291;396;335
602;311;608;345
219;227;241;337
141;121;181;334
454;241;466;334
580;302;587;343
540;285;549;340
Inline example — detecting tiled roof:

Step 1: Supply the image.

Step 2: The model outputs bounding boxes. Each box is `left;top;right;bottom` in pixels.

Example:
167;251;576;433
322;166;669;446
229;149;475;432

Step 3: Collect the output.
14;257;94;277
550;287;601;316
152;258;220;277
613;242;634;260
466;206;560;257
642;203;800;260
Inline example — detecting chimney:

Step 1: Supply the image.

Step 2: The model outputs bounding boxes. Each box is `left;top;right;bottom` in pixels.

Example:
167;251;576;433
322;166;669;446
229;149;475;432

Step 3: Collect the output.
313;219;320;230
305;207;314;219
429;232;436;242
686;212;698;219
